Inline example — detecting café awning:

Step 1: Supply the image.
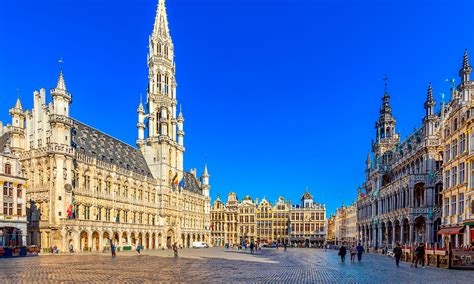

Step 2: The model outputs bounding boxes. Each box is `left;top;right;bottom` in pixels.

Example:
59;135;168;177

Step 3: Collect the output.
437;227;464;235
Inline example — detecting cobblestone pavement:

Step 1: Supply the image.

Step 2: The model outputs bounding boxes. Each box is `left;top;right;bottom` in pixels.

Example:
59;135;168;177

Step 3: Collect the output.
0;248;473;283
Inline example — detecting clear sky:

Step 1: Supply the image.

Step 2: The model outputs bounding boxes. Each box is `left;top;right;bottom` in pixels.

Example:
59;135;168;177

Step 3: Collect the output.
1;0;473;215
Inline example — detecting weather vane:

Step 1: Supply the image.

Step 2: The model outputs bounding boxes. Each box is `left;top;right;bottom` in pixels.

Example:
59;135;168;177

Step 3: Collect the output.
445;78;455;90
58;57;63;70
383;74;389;92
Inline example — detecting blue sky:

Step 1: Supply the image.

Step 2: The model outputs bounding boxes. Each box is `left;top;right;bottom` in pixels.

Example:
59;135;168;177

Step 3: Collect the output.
1;0;473;215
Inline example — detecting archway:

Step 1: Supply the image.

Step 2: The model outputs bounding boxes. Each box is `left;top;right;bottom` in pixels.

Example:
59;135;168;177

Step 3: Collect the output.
394;220;401;243
387;221;393;245
187;234;191;248
381;222;387;245
145;233;150;249
402;219;410;244
166;229;174;248
131;233;136;245
152;233;156;249
113;232;119;246
158;233;162;248
103;232;111;249
92;231;100;251
414;216;426;243
414;183;425;207
122;232;128;246
80;231;89;252
138;232;143;246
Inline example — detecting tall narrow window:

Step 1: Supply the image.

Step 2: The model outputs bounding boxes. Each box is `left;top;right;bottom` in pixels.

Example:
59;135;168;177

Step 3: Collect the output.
452;139;458;159
4;163;11;175
460;162;465;184
444;198;449;217
452;167;457;186
451;196;457;216
460;133;466;153
17;204;22;216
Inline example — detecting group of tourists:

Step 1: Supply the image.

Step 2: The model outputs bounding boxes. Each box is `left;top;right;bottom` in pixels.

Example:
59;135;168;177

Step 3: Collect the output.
338;243;364;263
337;242;426;269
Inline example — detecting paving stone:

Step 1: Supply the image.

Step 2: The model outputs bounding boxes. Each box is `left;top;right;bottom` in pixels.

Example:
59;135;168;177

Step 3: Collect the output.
0;248;472;283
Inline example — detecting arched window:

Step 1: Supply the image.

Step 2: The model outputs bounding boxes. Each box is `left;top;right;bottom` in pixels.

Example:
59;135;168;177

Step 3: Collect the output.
4;163;11;175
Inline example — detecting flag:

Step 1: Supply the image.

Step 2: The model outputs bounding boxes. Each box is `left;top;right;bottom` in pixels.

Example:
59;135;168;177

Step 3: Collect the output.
178;178;184;192
67;192;75;219
171;174;179;190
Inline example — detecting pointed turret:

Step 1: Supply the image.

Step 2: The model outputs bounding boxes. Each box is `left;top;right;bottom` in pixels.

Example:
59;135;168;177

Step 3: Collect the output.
424;82;436;116
137;94;145;114
373;77;398;156
137;95;146;146
14;98;23;110
201;163;210;197
51;67;72;116
366;151;371;170
9;97;26;152
56;70;67;91
460;49;472;82
202;163;209;178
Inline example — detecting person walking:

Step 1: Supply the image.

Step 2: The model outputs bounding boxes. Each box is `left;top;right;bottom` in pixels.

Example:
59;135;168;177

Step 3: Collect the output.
393;243;403;268
412;243;425;268
349;245;357;263
250;240;255;254
172;242;178;258
111;243;116;258
136;244;141;255
284;241;288;252
339;244;347;262
356;243;364;262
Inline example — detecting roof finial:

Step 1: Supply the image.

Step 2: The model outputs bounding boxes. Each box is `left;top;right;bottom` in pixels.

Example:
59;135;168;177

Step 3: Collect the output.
463;49;469;69
383;74;389;93
56;58;67;91
58;57;63;71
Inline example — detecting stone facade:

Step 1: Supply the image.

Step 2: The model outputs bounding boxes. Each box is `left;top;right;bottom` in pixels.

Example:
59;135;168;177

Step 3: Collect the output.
356;50;474;250
0;128;27;247
334;202;357;246
210;191;326;247
0;0;210;252
439;50;474;247
357;76;444;250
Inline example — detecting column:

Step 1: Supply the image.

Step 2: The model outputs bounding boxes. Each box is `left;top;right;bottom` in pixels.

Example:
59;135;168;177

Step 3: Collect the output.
378;225;382;248
400;223;405;244
372;226;377;247
426;220;433;244
409;222;414;244
392;222;396;246
87;231;92;252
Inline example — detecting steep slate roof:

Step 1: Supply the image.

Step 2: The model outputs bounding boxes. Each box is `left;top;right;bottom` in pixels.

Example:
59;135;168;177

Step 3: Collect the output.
183;172;202;194
72;120;153;178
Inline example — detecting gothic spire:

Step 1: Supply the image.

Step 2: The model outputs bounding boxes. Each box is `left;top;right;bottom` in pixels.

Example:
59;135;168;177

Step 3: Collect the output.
153;0;170;39
203;163;209;177
14;97;23;110
137;94;145;113
460;49;472;82
380;75;392;116
56;70;67;91
424;82;436;116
